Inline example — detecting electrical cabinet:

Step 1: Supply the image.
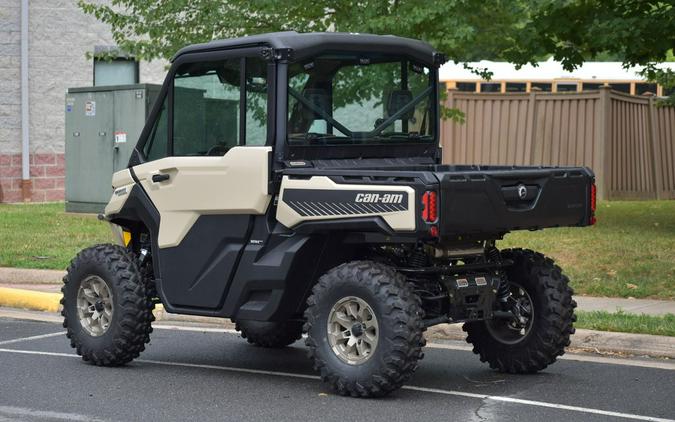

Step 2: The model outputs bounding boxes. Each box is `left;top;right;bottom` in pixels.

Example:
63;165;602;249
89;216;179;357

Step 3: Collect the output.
65;84;161;213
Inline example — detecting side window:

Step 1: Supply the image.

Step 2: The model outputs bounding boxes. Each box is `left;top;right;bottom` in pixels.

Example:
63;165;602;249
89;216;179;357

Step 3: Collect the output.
244;58;268;145
170;56;269;156
143;96;168;161
173;59;240;156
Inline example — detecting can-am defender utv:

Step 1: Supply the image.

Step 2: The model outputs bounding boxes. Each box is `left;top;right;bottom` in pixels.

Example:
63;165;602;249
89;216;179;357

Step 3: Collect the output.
61;32;595;397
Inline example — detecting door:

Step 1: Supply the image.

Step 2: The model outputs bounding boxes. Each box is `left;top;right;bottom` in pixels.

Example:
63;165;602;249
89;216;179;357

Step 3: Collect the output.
132;51;272;312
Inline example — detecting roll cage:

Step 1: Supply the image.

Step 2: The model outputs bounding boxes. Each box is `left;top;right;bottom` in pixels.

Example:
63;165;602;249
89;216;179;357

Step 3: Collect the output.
127;31;446;172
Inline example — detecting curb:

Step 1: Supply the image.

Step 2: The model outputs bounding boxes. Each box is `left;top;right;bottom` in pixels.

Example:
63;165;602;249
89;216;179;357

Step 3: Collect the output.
0;287;62;313
425;324;675;359
1;287;673;359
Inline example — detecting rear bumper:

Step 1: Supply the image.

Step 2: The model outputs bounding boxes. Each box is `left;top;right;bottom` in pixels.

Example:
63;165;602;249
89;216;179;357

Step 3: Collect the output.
435;166;595;238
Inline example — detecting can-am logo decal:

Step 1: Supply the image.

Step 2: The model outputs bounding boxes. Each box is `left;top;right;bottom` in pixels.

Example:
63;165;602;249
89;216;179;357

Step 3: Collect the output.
355;193;404;204
282;188;408;217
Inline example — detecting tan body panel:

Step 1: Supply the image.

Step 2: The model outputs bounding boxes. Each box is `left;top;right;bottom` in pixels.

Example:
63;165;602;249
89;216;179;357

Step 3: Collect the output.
131;146;272;248
277;175;416;231
104;169;134;216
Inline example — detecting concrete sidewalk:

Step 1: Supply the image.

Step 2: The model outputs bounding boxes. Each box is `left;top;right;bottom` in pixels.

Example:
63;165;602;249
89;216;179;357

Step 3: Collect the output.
1;266;674;316
575;296;675;316
0;267;65;284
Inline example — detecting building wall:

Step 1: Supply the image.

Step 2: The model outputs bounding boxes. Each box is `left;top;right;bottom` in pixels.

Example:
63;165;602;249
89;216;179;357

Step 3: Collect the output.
0;0;166;203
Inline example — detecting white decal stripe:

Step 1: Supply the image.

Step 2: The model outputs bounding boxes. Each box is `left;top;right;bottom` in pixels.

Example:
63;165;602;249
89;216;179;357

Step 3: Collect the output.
343;203;365;214
325;202;339;215
300;201;320;216
312;202;333;215
354;202;373;214
307;202;326;215
290;201;312;216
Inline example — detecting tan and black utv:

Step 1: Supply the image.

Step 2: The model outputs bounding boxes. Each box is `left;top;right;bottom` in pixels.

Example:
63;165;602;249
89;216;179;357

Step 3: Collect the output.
62;32;595;397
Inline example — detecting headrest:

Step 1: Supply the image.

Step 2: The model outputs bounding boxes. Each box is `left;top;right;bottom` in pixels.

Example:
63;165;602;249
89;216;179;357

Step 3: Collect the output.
387;90;414;120
301;88;330;118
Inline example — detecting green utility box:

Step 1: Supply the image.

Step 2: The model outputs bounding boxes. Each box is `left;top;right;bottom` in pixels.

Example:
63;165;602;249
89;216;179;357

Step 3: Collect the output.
65;84;161;213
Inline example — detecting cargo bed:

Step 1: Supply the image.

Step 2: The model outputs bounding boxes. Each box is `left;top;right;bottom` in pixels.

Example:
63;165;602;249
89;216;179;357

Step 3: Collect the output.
432;165;595;237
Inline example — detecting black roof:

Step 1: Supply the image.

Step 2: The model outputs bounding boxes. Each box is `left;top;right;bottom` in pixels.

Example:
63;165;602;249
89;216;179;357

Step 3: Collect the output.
172;31;443;66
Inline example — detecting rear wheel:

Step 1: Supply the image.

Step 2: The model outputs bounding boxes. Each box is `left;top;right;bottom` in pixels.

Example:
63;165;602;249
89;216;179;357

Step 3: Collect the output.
61;244;154;366
235;320;303;348
463;248;576;373
304;261;425;397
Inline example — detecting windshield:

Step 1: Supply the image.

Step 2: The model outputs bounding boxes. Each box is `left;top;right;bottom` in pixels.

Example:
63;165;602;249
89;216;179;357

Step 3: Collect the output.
287;53;436;146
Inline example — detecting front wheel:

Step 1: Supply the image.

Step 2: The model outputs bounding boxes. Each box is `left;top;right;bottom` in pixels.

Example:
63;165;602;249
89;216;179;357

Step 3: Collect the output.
61;244;154;366
304;261;425;397
463;248;576;373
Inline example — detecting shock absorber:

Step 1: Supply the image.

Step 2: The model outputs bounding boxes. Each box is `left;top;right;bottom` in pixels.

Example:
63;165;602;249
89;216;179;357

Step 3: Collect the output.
408;246;429;268
486;245;511;307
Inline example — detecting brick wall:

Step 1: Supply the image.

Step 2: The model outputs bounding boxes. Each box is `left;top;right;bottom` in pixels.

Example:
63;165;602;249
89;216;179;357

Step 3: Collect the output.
0;152;64;202
0;1;166;204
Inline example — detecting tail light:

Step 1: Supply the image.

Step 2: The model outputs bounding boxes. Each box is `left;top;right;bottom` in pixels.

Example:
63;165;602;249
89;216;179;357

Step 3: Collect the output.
589;183;597;225
422;191;438;223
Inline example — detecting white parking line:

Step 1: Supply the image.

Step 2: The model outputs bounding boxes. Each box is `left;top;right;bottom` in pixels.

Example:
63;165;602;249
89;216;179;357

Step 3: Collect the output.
0;319;671;372
403;386;674;422
425;341;675;371
154;324;675;372
0;331;64;346
0;347;672;422
0;405;106;422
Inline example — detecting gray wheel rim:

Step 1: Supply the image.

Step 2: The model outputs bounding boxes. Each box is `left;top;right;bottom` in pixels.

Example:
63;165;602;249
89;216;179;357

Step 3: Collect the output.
486;282;534;345
327;296;379;365
76;275;114;337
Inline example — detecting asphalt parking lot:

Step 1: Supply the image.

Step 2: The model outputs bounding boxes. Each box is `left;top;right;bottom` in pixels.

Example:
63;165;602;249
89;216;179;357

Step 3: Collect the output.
0;315;673;422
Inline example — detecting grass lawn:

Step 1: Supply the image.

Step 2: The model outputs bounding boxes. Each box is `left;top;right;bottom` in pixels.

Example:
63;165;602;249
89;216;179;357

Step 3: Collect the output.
0;200;673;299
575;311;675;337
0;203;112;270
500;200;675;300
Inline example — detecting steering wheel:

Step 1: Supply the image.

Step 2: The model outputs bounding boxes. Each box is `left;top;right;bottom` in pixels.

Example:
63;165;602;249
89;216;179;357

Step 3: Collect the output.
206;144;231;156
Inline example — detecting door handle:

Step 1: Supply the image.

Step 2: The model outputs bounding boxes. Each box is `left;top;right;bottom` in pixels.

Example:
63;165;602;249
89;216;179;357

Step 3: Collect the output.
152;173;170;183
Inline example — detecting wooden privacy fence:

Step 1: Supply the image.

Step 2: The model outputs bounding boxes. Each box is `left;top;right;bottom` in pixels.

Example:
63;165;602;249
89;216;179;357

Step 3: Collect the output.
440;86;675;200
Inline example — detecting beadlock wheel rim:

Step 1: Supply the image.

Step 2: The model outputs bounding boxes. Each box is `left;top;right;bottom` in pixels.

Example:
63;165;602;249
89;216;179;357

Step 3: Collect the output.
485;282;535;345
327;296;379;365
76;275;114;337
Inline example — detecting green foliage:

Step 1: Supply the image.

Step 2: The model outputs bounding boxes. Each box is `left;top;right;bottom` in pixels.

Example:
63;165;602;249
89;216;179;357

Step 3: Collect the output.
0;203;112;270
78;0;532;66
576;311;675;337
502;200;675;300
504;0;675;104
504;1;674;70
79;0;675;115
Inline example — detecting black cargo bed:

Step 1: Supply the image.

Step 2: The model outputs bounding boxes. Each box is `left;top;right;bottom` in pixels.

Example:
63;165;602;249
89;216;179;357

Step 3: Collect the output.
433;165;595;237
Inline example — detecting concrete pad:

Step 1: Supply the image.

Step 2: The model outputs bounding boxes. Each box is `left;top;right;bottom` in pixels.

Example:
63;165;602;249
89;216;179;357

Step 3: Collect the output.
0;267;65;285
575;296;675;316
425;323;675;359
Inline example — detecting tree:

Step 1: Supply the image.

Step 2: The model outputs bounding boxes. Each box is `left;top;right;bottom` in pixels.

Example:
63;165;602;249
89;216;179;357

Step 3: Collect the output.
504;0;675;104
81;0;675;103
80;1;532;73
